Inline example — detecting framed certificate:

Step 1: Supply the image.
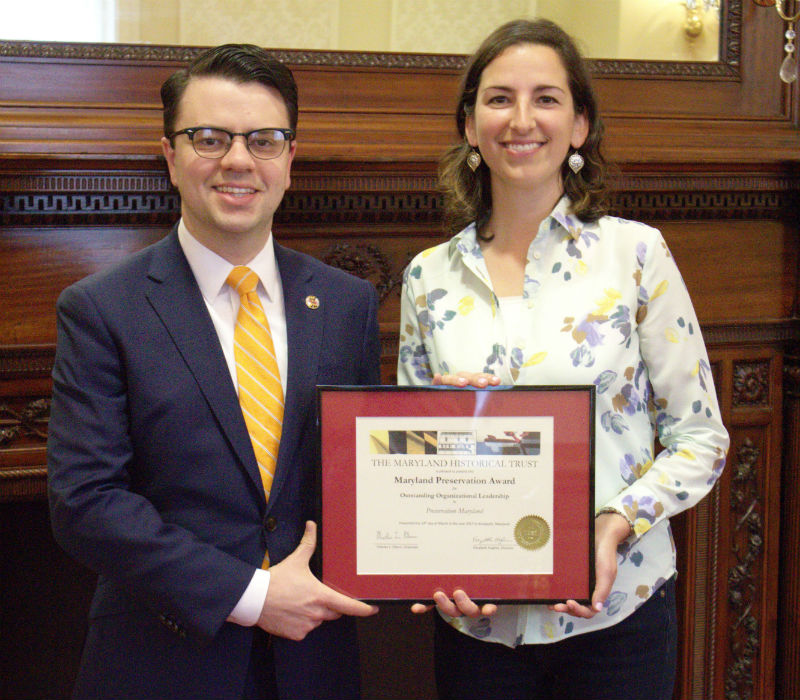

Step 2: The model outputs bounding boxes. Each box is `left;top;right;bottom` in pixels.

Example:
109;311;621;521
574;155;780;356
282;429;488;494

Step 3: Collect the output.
317;386;595;603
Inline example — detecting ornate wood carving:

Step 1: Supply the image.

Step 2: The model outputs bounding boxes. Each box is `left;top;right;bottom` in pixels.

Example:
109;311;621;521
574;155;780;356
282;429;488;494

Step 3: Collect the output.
0;389;50;500
0;398;50;447
732;361;771;407
2;165;798;227
725;437;763;700
277;192;442;226
321;243;401;302
0;345;54;380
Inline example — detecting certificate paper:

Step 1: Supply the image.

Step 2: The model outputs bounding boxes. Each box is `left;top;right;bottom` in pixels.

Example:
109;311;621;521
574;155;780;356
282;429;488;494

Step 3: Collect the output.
318;386;594;603
356;416;554;576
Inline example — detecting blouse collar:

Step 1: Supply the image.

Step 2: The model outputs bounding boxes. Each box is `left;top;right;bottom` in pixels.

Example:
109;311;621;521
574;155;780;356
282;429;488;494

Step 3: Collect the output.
449;195;592;261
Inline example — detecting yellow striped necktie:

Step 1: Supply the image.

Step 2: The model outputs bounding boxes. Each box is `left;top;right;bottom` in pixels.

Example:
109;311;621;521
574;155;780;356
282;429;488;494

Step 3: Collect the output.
226;266;284;508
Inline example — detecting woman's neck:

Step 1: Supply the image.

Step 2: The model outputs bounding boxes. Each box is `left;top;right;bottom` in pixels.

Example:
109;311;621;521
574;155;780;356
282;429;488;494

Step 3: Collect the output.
482;183;562;254
478;184;563;298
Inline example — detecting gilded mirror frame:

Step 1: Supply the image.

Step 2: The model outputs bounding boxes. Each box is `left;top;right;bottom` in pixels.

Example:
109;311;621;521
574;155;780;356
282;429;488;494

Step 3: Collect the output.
0;0;739;77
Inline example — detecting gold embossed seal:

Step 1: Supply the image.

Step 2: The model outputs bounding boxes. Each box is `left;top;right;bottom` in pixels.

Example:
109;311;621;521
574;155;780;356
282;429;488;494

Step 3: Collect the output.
514;515;550;550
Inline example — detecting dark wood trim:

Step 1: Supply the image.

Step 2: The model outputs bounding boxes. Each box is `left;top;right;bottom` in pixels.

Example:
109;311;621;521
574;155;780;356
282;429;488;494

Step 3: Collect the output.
2;161;798;227
778;353;800;700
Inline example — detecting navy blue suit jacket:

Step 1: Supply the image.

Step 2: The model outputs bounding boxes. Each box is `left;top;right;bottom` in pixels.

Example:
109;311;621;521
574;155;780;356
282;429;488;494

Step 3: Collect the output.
47;229;381;699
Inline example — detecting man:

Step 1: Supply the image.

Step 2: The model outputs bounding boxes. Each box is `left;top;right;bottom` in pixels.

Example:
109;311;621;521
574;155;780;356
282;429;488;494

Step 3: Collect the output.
47;44;380;700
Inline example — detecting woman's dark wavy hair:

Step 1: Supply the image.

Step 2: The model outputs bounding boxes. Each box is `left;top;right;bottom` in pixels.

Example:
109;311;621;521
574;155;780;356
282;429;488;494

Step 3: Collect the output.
161;43;298;140
439;18;609;237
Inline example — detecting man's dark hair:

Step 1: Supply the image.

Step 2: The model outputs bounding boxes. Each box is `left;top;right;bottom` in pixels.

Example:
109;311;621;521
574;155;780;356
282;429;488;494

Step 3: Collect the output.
161;43;299;138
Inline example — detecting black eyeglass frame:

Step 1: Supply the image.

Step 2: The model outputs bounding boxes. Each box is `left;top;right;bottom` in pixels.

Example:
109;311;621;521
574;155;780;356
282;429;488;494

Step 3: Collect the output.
167;126;296;160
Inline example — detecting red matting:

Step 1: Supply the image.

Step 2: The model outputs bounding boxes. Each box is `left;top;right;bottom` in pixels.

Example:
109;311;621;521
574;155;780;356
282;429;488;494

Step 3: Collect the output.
318;386;595;603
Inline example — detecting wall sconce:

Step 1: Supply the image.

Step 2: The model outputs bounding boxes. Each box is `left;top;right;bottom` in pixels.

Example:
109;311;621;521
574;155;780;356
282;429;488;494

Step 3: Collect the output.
683;0;720;38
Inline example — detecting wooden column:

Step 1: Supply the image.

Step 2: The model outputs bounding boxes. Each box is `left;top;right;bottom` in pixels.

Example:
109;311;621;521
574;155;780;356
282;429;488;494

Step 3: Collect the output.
778;354;800;699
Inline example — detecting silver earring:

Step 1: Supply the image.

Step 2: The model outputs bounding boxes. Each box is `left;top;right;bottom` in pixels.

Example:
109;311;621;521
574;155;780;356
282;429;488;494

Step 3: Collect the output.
568;151;584;174
466;149;482;172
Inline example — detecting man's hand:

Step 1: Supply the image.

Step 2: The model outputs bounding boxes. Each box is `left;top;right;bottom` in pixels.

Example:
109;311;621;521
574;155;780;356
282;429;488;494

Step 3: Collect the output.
257;521;378;641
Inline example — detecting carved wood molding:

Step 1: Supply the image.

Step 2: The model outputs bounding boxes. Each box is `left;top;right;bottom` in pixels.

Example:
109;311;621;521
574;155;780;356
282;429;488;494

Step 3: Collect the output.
784;353;800;397
707;482;723;699
725;437;763;700
778;354;800;699
0;41;470;69
0;345;55;380
0;398;50;447
0;0;741;77
701;321;800;346
1;163;797;226
733;361;771;407
0;466;48;501
0;41;741;78
321;243;400;302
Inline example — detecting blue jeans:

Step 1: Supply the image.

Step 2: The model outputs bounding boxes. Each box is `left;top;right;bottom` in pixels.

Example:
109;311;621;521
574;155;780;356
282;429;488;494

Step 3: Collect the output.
434;576;677;700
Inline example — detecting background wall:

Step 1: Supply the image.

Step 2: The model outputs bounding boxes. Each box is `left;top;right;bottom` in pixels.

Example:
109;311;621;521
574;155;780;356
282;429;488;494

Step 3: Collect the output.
1;1;799;699
4;0;721;59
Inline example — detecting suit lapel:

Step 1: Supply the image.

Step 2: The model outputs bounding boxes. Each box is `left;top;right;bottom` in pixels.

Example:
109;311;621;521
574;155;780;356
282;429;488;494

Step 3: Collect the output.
144;231;264;502
268;244;323;510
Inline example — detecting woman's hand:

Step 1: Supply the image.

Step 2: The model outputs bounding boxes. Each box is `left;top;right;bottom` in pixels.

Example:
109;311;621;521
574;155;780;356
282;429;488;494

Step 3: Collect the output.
411;371;500;617
411;590;498;618
432;371;501;388
550;511;632;618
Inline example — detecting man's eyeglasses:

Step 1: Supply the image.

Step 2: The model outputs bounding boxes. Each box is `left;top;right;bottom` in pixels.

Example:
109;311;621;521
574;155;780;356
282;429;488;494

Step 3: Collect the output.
168;127;295;160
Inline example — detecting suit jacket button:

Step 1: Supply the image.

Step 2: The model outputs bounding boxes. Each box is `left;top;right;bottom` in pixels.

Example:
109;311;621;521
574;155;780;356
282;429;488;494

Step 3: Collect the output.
264;516;278;532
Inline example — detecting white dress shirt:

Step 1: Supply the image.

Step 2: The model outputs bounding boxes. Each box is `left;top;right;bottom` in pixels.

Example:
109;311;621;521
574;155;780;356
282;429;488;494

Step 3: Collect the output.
178;220;287;627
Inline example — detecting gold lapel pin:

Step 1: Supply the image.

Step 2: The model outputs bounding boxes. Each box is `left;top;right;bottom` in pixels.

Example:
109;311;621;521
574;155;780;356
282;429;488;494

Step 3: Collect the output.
305;295;320;309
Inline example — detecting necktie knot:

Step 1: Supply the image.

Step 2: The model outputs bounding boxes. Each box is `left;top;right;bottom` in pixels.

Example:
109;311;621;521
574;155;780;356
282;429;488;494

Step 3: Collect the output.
227;266;259;297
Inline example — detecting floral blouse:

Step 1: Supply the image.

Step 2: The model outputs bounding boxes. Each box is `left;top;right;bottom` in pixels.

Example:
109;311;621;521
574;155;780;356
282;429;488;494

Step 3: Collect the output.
397;196;729;646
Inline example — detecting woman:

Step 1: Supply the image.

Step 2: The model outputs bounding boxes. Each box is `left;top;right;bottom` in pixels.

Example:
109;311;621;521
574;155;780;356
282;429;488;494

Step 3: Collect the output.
397;18;728;700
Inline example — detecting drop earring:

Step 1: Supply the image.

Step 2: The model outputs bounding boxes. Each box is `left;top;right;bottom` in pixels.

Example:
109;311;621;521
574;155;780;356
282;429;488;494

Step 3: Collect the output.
568;151;584;174
466;149;482;172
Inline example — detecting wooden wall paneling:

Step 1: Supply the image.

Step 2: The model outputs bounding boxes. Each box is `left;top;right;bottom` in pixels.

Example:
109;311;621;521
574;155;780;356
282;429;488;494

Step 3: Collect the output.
671;348;727;700
778;352;800;700
0;370;51;501
711;346;783;700
670;344;784;700
0;2;796;166
0;226;170;345
660;217;797;324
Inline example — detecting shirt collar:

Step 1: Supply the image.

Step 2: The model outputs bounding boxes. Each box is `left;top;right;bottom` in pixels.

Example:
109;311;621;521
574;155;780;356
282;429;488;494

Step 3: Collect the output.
177;219;280;302
449;195;590;261
549;195;588;242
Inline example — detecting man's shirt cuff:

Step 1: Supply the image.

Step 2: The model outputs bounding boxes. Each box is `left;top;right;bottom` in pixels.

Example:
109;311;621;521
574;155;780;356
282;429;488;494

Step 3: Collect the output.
227;568;270;627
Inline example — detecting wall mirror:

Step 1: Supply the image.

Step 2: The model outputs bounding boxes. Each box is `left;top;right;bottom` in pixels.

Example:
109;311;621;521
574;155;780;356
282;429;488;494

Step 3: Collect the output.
1;0;737;76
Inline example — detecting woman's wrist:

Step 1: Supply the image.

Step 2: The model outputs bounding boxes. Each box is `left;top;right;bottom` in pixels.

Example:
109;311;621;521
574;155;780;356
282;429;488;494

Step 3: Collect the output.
596;506;634;538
